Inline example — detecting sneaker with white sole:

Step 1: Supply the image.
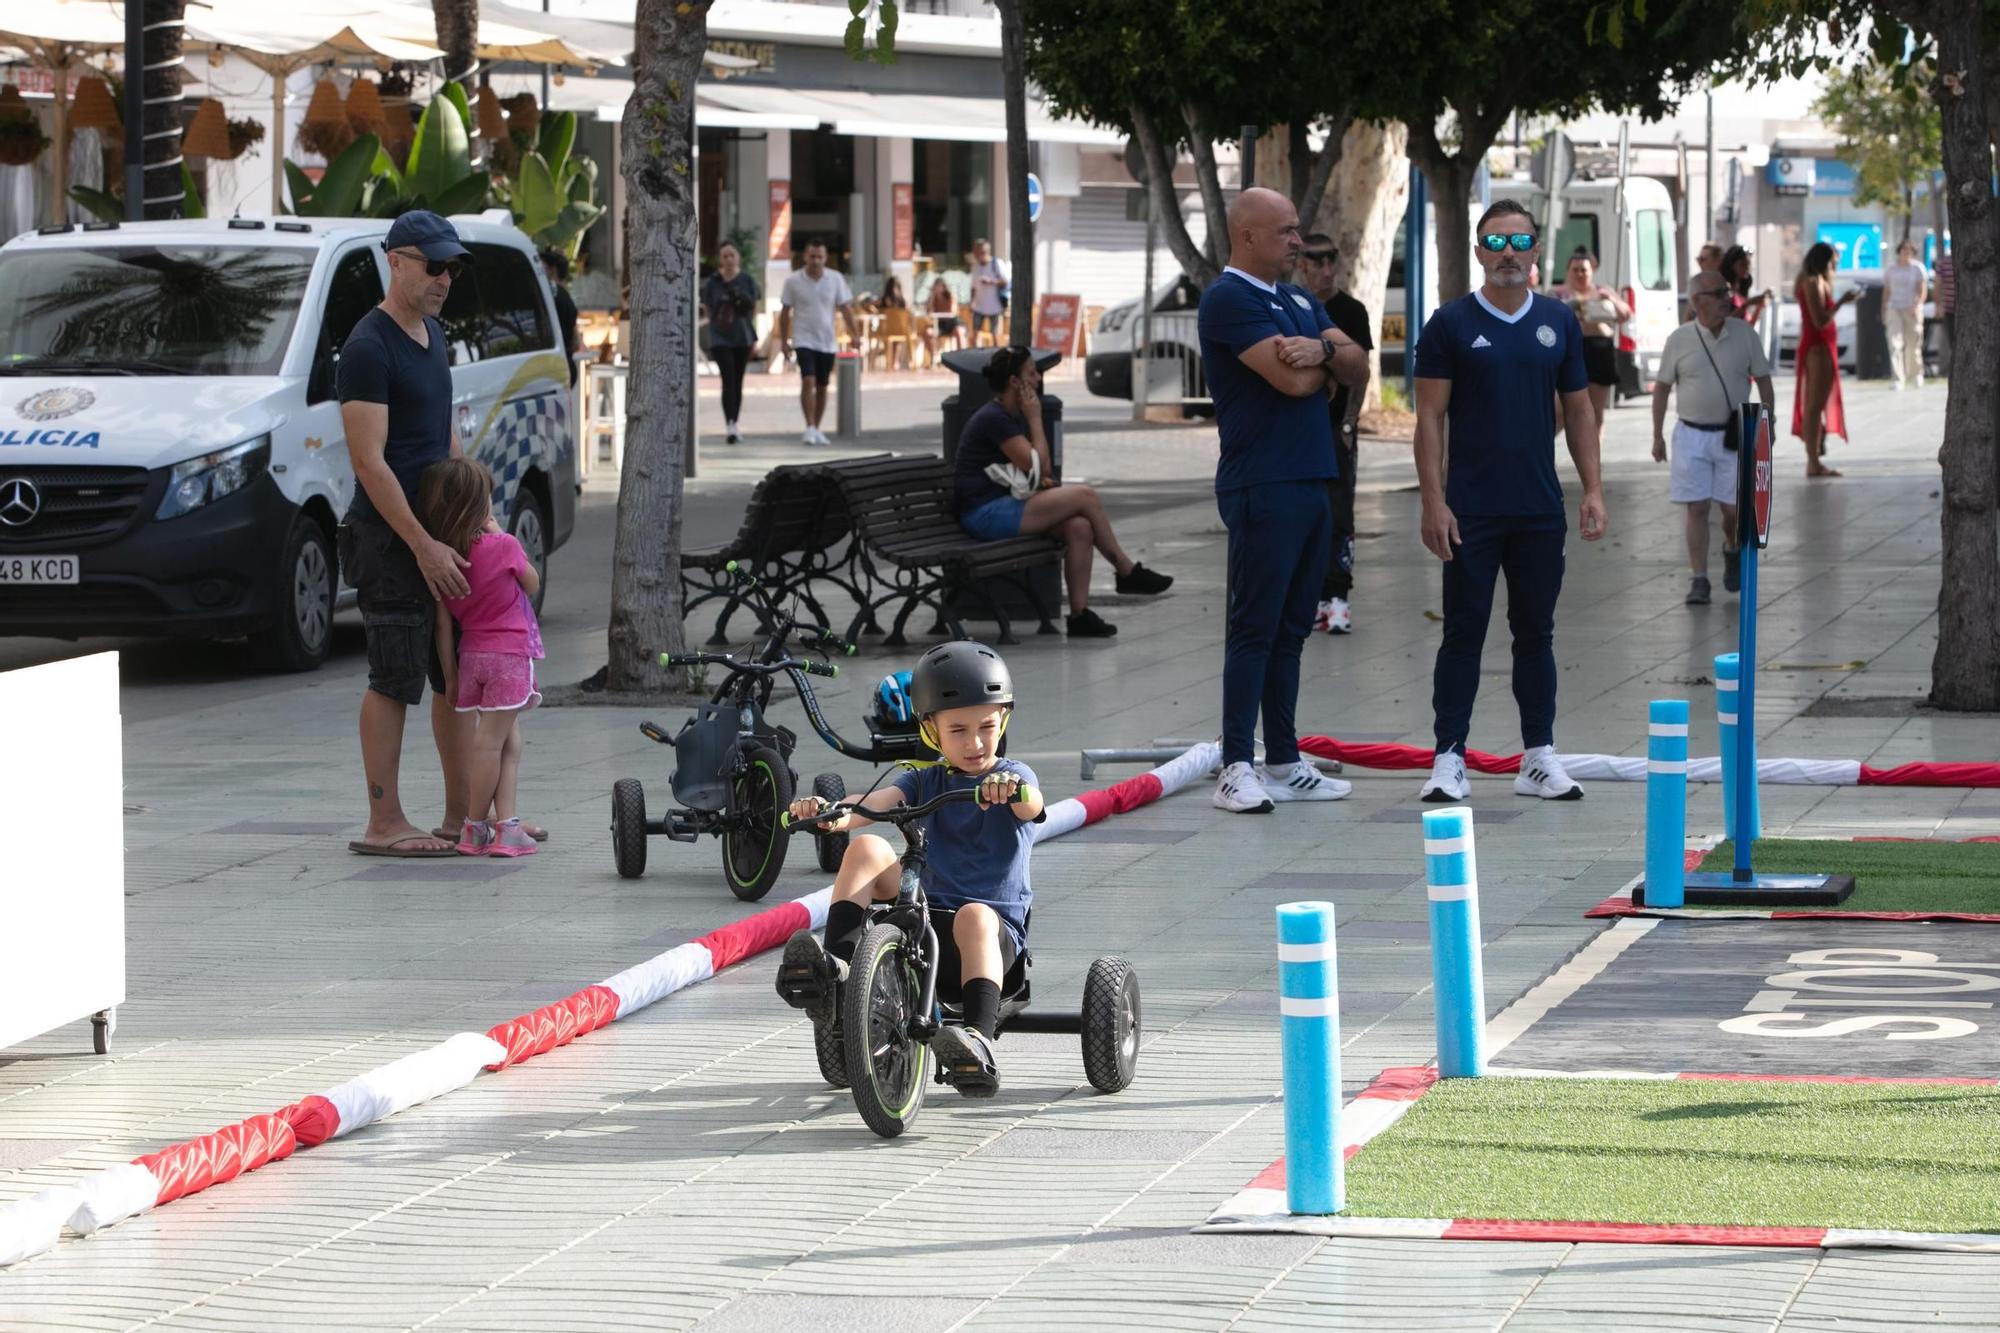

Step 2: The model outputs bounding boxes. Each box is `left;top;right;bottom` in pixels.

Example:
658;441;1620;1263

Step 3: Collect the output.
1259;761;1352;801
1420;750;1469;803
1313;599;1336;633
1515;746;1583;800
1325;597;1352;634
801;428;820;446
1214;760;1275;813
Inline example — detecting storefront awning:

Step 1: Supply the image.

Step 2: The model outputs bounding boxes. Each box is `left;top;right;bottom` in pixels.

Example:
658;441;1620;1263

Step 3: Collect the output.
695;82;1123;145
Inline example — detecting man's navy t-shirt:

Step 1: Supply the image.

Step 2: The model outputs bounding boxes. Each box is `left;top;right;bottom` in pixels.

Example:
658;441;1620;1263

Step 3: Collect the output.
953;401;1029;511
336;307;453;521
1198;271;1337;492
892;758;1040;951
1412;290;1588;517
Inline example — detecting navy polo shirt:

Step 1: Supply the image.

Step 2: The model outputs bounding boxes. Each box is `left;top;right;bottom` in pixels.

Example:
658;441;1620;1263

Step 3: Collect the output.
1198;270;1338;493
1413;290;1588;517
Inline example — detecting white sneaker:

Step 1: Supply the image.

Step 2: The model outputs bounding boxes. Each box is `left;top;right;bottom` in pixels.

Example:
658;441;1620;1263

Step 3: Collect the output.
1892;380;1906;392
801;428;820;446
725;420;740;444
1313;600;1335;633
1515;745;1583;800
1420;750;1469;803
1325;597;1352;634
1259;761;1352;801
1213;761;1275;813
1916;376;1926;389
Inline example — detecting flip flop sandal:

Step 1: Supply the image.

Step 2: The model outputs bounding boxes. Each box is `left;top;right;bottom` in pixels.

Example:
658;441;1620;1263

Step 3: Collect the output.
348;832;456;858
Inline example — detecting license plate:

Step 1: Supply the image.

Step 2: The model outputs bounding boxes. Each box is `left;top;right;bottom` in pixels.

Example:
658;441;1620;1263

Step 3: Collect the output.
0;554;79;584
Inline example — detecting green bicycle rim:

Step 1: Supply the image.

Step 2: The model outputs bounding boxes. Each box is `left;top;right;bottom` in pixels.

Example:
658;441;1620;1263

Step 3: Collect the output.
869;938;926;1120
726;757;779;887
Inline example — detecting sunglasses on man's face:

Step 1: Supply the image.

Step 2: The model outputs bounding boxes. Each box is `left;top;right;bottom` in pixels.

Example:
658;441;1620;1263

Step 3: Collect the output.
1479;233;1537;253
393;249;466;280
1300;250;1338;264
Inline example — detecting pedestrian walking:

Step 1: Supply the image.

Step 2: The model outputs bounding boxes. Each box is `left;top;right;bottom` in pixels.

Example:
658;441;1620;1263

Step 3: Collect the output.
417;458;545;858
1682;242;1723;322
778;238;861;447
338;211;478;858
701;241;760;444
1883;238;1929;391
1551;248;1631;434
1651;270;1775;606
1792;241;1855;480
539;248;580;387
1412;199;1607;805
1197;187;1367;813
1720;245;1773;329
968;238;1008;346
1296;233;1373;635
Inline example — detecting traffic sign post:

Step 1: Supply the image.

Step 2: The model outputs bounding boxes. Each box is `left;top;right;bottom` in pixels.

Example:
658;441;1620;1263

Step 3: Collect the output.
1681;401;1855;906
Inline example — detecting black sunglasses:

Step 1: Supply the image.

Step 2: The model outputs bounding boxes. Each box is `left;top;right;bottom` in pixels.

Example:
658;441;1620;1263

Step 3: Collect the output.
391;248;466;279
1479;233;1537;253
1300;250;1338;264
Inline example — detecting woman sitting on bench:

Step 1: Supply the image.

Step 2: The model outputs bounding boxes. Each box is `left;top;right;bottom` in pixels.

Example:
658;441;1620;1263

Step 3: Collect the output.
953;345;1173;639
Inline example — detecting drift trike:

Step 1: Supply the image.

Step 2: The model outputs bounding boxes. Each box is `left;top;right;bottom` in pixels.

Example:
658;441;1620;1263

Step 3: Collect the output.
778;781;1142;1138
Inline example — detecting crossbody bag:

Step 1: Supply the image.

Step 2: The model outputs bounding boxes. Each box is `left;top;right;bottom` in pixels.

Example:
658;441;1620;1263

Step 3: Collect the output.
1692;325;1743;453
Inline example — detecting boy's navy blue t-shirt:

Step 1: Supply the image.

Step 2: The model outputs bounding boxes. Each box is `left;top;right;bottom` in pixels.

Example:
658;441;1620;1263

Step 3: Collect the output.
891;758;1040;951
1412;290;1588;517
1197;271;1337;493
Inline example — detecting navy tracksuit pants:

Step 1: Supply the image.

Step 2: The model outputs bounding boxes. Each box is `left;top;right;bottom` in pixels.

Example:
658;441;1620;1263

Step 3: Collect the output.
1219;480;1332;768
1432;512;1566;756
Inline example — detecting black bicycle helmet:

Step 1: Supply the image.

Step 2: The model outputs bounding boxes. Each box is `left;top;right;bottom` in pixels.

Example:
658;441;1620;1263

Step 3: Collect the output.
909;640;1013;715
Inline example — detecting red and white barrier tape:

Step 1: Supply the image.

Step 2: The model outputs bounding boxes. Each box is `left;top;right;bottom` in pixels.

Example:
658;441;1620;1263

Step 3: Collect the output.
0;741;1222;1268
1203;1065;2000;1251
1299;737;2000;789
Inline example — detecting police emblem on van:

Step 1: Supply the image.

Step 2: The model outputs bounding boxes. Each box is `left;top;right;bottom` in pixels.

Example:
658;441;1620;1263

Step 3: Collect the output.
18;387;96;421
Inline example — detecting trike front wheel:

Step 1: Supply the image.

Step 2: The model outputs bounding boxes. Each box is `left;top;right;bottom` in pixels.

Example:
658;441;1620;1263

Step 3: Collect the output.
612;779;647;879
842;922;928;1137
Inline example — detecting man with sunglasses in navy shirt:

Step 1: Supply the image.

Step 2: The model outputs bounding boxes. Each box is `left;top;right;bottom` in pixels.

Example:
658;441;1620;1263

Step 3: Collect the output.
1412;200;1607;805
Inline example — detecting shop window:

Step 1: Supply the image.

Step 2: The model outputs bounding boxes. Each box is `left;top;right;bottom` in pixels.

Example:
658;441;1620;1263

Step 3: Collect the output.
912;139;992;268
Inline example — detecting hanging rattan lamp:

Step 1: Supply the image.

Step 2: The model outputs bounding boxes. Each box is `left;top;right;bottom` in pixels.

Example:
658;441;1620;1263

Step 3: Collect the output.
475;84;507;140
301;77;345;131
344;77;386;136
182;97;232;159
0;84;29;120
70;75;120;133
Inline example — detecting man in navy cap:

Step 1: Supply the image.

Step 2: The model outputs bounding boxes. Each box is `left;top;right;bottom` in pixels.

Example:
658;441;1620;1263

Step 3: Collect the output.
339;210;477;857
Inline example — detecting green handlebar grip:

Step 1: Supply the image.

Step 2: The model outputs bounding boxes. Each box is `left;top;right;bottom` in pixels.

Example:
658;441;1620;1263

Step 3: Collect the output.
1013;784;1040;806
658;652;670;667
778;810;792;829
725;560;737;573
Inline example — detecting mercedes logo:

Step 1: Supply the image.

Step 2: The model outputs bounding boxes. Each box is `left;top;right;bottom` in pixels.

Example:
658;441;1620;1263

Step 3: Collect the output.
0;478;41;527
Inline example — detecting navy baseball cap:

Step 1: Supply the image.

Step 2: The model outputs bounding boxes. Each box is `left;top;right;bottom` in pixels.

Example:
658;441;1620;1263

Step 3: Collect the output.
382;210;471;262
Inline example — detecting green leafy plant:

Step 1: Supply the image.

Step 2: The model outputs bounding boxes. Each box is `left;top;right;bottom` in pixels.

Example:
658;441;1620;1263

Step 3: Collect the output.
488;109;604;261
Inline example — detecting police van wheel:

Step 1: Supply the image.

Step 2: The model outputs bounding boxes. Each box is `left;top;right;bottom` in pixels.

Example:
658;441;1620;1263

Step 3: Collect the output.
251;516;334;673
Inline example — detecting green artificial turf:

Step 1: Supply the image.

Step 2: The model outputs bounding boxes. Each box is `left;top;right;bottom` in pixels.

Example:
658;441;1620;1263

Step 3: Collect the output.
1342;1075;2000;1233
1693;838;2000;914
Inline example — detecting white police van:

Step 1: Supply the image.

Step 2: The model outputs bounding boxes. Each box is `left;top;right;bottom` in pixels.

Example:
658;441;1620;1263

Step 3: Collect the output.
0;210;575;670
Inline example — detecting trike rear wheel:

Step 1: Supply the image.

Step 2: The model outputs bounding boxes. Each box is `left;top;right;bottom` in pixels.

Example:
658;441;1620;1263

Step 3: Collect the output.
721;744;792;900
842;922;928;1137
812;772;849;874
611;779;647;879
813;1013;849;1088
1081;956;1140;1093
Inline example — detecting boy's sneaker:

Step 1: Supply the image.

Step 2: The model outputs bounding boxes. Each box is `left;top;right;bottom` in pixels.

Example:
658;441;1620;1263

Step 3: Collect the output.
775;929;847;1023
1259;761;1352;801
1214;761;1275;813
1686;576;1712;605
1067;608;1118;638
1420;751;1469;803
931;1024;1000;1098
1515;746;1584;801
1324;597;1352;634
1115;563;1174;595
1722;548;1741;593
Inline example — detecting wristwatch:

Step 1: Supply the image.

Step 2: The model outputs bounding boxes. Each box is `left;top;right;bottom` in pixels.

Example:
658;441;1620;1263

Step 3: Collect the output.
1320;335;1344;365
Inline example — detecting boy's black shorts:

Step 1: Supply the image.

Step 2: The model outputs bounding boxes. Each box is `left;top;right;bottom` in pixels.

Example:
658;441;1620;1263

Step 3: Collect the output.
928;906;1024;998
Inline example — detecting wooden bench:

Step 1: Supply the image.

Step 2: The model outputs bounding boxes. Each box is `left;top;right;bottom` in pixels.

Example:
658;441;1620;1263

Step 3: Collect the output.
679;458;882;644
821;454;1062;646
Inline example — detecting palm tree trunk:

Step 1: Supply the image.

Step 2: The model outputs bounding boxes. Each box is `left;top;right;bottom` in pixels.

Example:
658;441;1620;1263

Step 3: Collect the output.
138;0;186;220
431;0;481;91
995;0;1034;348
607;0;707;691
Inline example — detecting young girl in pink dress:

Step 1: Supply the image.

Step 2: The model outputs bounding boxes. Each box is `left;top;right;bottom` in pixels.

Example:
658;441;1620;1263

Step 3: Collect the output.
417;458;545;857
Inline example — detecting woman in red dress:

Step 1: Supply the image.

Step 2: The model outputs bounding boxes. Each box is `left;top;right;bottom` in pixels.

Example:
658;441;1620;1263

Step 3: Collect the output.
1792;241;1856;479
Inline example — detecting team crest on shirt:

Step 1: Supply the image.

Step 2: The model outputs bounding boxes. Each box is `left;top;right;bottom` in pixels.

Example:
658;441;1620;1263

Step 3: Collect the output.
1291;291;1313;309
1535;324;1557;348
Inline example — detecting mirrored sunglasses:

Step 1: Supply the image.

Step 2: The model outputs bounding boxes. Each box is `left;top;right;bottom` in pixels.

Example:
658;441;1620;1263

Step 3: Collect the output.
1479;233;1537;253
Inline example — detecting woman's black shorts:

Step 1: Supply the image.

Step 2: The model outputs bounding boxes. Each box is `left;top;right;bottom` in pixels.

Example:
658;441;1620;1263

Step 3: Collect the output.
1582;335;1620;387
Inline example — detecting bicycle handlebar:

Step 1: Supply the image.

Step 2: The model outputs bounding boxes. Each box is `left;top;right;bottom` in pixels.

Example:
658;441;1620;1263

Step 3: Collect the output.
721;561;858;656
660;651;839;679
779;779;1040;834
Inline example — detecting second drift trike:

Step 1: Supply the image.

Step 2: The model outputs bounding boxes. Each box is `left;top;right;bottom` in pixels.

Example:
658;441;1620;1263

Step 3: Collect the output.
777;782;1142;1138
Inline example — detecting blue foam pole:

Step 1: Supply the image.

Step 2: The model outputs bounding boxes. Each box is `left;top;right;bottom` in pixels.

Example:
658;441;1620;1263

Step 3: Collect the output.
1422;807;1486;1077
1276;901;1342;1215
1714;653;1740;845
1646;700;1689;908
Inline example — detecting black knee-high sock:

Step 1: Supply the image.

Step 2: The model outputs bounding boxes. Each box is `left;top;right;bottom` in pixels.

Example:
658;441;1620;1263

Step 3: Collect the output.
824;900;867;963
961;978;1001;1040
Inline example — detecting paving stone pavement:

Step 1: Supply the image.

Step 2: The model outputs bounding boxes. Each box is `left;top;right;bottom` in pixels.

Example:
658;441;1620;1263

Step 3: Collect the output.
3;379;1998;1330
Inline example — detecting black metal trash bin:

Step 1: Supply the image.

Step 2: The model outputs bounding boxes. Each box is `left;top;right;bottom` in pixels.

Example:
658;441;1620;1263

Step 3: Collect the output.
1853;279;1891;380
938;346;1066;633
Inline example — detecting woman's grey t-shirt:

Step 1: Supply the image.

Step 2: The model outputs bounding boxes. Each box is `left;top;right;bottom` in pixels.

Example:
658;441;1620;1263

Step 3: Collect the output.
336;307;452;521
702;272;761;348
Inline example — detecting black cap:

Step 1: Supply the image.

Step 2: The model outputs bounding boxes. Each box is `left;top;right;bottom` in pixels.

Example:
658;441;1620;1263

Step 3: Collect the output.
382;210;470;262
